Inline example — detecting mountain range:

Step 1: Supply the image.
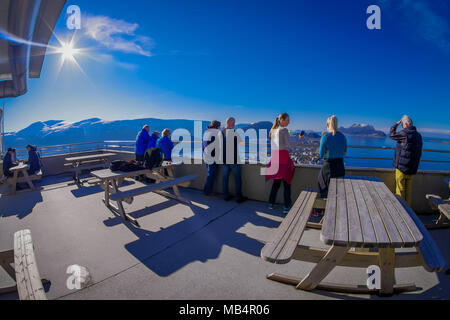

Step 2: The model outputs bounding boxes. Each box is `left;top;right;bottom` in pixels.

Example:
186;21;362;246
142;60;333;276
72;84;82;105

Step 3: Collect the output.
4;118;388;148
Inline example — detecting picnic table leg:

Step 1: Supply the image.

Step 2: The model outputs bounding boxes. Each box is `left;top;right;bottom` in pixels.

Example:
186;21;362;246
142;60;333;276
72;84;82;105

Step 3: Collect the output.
0;249;17;294
10;170;19;195
22;171;35;191
378;248;395;295
110;179;139;227
296;245;348;291
103;179;111;207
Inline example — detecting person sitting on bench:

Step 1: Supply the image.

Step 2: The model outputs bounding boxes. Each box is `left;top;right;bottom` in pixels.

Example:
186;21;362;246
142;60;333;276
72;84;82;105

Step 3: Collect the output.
25;145;42;175
2;148;18;178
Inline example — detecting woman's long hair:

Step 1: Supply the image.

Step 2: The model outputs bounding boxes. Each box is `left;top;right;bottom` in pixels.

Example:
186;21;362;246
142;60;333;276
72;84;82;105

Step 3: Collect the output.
269;113;289;139
327;115;338;136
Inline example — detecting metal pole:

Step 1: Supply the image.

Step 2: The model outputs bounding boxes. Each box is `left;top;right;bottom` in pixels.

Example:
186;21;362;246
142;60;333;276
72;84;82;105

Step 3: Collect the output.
1;98;5;155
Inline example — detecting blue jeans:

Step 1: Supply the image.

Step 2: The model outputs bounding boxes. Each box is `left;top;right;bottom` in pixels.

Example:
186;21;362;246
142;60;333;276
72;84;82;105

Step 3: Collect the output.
204;163;218;195
222;164;242;198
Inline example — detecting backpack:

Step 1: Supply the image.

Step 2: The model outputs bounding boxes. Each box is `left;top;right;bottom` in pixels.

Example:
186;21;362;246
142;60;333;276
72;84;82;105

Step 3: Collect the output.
144;148;163;170
110;160;144;172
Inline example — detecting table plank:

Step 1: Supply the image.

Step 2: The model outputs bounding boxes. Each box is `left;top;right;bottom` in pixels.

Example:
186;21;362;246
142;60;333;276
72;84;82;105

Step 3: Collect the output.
321;178;337;245
344;179;363;246
351;179;377;245
91;162;180;180
333;178;349;245
354;179;390;247
65;153;116;162
363;180;404;247
371;181;417;247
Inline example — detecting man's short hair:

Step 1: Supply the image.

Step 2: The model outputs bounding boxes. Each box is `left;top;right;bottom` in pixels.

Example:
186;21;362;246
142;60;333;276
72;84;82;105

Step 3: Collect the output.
402;115;413;127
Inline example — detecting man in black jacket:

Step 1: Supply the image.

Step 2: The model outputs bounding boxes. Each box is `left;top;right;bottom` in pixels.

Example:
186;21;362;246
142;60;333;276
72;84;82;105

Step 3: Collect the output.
389;115;423;206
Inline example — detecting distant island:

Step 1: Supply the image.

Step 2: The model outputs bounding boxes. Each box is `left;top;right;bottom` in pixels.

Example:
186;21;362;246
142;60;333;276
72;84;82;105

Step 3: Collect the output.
338;124;387;138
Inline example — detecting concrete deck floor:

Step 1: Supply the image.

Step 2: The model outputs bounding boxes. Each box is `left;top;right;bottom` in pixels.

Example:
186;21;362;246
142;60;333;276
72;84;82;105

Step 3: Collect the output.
0;175;449;300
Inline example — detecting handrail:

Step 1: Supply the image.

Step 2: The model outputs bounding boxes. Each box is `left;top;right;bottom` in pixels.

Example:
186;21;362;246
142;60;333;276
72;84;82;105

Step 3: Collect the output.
1;140;449;166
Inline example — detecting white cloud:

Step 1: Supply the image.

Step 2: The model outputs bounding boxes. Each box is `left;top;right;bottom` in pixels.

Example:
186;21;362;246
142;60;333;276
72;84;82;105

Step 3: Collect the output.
83;15;154;57
379;0;450;53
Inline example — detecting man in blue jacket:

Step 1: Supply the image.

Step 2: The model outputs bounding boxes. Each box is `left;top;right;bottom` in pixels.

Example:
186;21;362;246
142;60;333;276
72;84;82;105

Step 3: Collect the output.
147;131;160;150
389;115;423;206
135;125;150;162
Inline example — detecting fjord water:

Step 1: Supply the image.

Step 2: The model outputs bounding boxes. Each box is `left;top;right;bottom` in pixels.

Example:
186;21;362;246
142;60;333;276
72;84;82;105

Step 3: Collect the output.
344;136;450;171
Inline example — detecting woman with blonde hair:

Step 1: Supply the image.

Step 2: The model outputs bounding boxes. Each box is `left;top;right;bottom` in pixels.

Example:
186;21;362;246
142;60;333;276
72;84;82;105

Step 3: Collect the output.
156;129;174;161
317;115;347;198
266;113;295;214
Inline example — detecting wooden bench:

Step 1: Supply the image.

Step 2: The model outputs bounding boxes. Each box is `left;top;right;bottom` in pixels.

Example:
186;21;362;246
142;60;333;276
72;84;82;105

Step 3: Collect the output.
261;191;318;264
426;194;450;229
0;230;48;300
397;196;445;272
108;174;198;227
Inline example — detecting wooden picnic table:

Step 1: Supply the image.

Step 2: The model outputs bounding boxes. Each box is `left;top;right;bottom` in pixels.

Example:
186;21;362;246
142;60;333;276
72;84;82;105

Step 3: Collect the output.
425;177;450;229
65;153;116;182
91;161;197;227
6;163;41;195
262;177;444;296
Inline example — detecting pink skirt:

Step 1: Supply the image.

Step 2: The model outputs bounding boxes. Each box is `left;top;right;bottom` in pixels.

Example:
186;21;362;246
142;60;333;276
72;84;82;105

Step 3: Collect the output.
265;150;295;185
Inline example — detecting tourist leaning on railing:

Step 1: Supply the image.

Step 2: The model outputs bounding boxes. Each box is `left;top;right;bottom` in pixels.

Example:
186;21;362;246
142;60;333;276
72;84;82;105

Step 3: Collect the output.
157;129;174;161
222;117;248;204
148;131;161;150
266;113;295;214
203;120;222;197
389;115;423;206
317;115;347;198
135;125;151;162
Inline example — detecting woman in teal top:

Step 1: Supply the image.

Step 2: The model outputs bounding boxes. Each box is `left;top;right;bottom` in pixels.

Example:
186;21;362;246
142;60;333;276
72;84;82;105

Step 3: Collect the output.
318;116;347;198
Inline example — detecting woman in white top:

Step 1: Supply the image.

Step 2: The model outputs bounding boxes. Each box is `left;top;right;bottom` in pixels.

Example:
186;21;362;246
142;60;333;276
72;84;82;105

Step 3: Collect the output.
266;113;295;214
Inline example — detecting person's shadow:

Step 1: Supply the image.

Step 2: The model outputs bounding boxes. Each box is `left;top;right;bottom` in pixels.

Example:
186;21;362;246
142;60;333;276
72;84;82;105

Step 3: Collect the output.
0;190;43;219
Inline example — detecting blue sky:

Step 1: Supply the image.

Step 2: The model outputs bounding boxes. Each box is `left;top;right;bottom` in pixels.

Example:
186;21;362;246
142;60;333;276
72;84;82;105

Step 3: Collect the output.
3;0;450;136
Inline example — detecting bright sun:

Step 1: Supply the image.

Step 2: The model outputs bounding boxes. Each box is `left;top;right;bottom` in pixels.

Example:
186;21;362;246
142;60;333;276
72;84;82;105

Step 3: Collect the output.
59;42;78;60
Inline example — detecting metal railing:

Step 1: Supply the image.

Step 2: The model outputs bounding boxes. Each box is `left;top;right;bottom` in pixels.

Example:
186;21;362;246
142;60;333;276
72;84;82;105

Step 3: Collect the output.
2;140;450;167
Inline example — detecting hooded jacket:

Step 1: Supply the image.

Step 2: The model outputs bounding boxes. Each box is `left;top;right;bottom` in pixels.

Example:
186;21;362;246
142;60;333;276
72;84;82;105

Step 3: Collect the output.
390;123;423;175
147;133;160;150
27;146;41;175
156;136;174;160
135;129;150;155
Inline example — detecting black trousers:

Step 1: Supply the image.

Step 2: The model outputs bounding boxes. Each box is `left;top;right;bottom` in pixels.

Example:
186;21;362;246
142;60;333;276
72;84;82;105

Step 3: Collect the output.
269;179;292;208
318;158;345;198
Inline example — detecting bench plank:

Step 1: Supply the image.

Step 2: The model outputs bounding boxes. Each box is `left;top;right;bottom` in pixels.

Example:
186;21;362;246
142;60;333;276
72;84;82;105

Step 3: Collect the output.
109;175;197;201
396;196;445;272
261;191;318;264
14;230;46;300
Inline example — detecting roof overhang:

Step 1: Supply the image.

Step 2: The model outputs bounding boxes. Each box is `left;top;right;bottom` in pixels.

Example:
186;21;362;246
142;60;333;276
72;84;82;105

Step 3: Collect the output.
0;0;66;98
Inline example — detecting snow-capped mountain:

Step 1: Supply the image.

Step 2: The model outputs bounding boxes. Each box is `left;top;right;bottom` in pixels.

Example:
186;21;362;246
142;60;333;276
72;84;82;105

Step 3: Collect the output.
339;124;386;138
5;118;211;148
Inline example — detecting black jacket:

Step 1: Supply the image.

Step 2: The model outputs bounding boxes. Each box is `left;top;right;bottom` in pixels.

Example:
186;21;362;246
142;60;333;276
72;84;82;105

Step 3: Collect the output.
2;153;14;177
27;146;42;175
389;124;423;175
